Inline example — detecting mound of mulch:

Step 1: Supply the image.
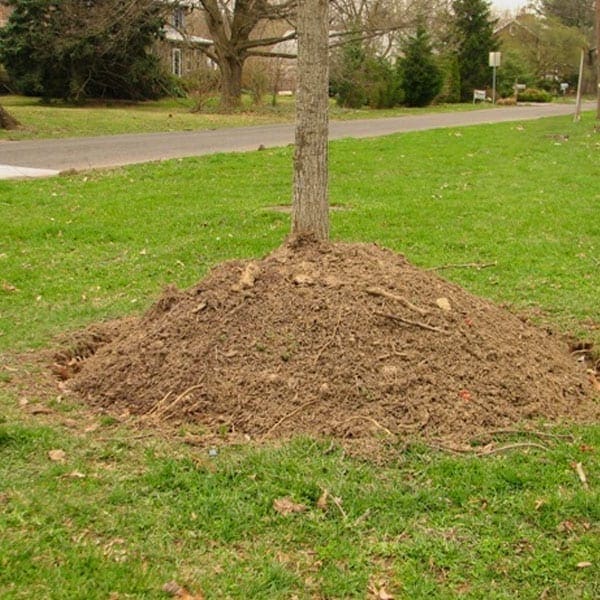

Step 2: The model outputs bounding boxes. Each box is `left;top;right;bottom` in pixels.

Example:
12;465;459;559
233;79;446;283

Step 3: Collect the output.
62;237;598;443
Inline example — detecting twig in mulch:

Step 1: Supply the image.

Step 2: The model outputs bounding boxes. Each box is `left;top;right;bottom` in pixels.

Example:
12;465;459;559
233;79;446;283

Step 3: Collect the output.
374;311;450;335
339;415;395;437
147;379;205;419
428;261;497;271
313;308;343;365
261;396;319;439
366;286;430;316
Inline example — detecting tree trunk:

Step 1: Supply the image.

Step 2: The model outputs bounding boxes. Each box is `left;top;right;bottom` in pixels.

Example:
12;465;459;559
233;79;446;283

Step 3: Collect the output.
219;55;244;111
0;104;20;130
596;0;600;119
292;0;329;240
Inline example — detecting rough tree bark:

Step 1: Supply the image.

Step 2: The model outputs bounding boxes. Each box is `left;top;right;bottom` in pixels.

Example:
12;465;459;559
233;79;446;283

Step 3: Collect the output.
0;104;19;130
292;0;329;240
596;0;600;119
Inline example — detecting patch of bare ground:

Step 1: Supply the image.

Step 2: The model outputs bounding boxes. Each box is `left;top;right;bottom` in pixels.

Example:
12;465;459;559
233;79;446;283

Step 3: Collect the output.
51;237;598;447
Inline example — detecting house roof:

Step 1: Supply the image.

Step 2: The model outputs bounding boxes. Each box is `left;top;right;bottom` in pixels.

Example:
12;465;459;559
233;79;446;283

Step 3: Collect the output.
164;25;212;46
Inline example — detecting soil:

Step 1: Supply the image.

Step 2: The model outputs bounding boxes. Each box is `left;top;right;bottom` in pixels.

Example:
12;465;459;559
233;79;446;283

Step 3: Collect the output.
60;237;599;444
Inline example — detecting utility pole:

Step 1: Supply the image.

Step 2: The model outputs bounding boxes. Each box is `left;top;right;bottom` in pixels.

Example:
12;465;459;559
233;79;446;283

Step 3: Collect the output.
574;48;585;122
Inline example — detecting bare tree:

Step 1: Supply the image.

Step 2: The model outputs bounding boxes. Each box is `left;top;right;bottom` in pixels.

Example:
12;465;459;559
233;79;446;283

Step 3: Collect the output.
292;0;329;239
197;0;297;110
195;0;415;110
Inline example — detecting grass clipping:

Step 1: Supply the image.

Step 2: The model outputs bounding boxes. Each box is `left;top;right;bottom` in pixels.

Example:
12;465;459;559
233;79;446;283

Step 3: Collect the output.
64;237;598;443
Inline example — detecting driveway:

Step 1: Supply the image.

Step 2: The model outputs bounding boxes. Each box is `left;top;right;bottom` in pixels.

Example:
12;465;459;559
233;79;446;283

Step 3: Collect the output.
0;103;592;179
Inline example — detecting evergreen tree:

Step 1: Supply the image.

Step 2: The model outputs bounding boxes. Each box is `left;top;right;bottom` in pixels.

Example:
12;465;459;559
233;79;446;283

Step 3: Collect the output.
400;25;442;107
0;0;172;102
452;0;498;102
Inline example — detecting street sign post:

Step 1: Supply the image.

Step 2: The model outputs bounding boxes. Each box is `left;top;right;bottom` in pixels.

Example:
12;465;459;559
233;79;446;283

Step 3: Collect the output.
489;52;501;104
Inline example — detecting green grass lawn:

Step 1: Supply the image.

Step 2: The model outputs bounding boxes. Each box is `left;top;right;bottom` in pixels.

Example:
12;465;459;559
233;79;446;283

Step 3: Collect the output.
0;94;496;140
1;113;598;599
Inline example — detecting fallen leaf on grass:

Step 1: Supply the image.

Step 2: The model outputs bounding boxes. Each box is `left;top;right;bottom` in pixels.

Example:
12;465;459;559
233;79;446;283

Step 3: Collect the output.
64;471;86;479
557;520;575;533
162;580;204;599
1;281;18;293
273;496;308;516
48;449;67;462
377;586;394;600
576;561;592;569
368;581;394;599
316;489;329;511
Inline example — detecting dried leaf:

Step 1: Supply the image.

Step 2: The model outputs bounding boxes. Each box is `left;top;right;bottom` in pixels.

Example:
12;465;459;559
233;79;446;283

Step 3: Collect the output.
1;281;18;293
48;449;66;462
66;471;86;479
435;297;452;312
576;561;592;569
316;489;329;511
162;580;204;599
273;496;308;516
378;586;394;600
293;273;315;286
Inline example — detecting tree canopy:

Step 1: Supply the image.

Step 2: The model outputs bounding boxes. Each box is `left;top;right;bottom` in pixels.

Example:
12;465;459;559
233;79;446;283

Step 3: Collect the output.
535;0;595;31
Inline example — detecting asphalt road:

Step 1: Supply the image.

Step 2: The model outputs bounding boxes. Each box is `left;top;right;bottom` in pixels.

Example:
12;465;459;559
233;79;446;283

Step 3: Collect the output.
0;102;591;175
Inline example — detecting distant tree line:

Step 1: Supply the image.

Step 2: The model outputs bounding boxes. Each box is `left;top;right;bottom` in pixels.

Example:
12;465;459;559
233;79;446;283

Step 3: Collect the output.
0;0;595;114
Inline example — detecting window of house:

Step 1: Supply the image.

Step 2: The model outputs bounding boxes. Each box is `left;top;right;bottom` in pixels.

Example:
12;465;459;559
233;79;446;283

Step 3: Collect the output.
172;48;182;76
173;7;184;29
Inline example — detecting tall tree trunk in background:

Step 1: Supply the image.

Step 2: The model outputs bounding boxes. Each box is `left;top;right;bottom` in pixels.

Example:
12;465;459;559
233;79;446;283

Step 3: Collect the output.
292;0;329;240
0;104;19;130
596;0;600;119
219;54;244;111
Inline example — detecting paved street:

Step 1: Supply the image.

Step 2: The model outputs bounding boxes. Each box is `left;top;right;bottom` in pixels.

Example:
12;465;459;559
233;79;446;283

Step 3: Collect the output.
0;102;592;179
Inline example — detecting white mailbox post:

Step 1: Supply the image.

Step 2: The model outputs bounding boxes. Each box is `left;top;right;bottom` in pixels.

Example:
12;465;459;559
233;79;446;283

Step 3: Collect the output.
489;52;501;104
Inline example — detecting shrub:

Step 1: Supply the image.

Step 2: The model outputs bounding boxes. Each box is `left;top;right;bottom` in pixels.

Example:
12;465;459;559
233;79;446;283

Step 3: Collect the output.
517;88;553;103
330;40;401;109
437;54;461;104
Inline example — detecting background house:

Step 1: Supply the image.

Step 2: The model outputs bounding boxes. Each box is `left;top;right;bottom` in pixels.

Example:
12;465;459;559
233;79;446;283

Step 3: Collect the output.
156;1;214;78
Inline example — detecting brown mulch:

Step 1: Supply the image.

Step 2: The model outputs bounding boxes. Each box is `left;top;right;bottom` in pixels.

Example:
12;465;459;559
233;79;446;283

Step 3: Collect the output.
59;237;599;444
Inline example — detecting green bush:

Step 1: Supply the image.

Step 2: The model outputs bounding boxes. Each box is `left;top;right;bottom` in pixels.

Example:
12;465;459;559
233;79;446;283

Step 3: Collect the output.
437;54;461;104
330;40;401;109
517;88;553;103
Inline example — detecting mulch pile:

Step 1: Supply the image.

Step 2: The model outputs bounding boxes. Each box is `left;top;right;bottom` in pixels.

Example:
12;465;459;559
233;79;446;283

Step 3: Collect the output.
60;237;599;444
